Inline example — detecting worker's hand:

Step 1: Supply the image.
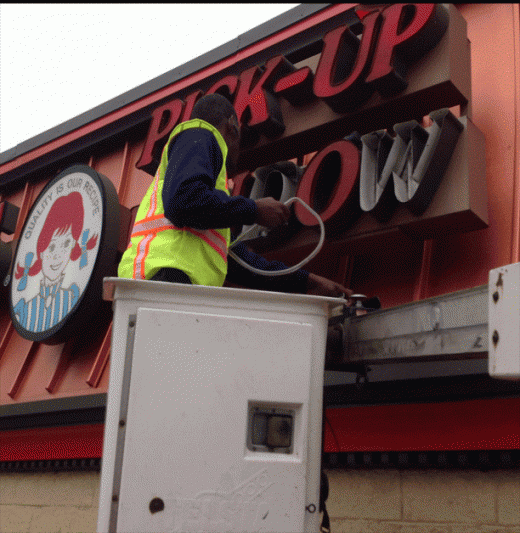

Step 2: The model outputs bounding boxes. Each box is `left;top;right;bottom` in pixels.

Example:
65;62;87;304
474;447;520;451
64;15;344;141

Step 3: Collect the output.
306;273;353;301
254;197;291;228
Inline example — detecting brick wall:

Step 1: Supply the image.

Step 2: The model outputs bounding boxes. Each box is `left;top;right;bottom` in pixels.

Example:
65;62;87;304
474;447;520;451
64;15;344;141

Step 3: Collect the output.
0;471;99;532
1;469;519;532
325;469;520;533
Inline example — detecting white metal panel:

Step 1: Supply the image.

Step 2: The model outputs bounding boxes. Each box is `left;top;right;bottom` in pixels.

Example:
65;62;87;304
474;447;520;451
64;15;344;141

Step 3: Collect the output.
489;262;520;379
117;307;315;532
98;279;340;533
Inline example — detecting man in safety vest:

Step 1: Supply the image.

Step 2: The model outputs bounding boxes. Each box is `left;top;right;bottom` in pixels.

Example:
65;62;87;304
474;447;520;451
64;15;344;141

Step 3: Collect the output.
119;93;352;298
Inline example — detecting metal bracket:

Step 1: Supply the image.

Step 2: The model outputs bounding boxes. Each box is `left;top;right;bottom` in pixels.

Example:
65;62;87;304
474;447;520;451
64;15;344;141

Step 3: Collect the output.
338;285;488;366
331;265;520;380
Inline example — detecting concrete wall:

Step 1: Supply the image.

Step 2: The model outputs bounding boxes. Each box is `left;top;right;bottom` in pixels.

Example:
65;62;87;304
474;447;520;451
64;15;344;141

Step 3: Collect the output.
1;469;519;532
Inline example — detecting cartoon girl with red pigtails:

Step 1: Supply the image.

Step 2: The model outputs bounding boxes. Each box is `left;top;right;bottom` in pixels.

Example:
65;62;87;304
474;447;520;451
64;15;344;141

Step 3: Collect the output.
12;191;99;333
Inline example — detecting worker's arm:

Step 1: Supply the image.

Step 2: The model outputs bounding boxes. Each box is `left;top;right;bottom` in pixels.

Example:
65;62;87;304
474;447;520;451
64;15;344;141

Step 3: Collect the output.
228;242;353;297
163;129;258;230
306;273;353;298
227;241;309;293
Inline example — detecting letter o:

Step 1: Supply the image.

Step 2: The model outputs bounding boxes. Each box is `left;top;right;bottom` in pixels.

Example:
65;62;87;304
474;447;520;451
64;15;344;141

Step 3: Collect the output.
295;140;361;231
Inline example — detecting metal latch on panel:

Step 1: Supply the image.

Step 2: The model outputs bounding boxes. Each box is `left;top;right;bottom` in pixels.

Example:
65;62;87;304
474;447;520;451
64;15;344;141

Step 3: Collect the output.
247;404;295;454
488;263;520;379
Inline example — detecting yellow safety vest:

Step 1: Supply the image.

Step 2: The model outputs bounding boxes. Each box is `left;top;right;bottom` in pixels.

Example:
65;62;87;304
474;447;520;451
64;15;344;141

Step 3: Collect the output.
118;119;230;286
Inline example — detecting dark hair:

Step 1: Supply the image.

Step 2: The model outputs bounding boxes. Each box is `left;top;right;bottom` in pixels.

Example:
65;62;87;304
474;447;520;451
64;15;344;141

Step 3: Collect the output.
190;93;238;128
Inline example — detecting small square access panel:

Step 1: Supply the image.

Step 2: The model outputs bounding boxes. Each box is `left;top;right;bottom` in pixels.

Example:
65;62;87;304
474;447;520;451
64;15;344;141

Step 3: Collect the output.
247;404;295;453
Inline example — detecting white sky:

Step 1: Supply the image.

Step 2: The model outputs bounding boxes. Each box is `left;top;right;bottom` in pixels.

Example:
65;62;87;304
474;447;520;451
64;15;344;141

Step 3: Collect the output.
0;3;299;154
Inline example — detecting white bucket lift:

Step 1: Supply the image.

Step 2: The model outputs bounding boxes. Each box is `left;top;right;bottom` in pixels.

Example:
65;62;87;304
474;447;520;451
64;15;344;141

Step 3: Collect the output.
98;278;341;533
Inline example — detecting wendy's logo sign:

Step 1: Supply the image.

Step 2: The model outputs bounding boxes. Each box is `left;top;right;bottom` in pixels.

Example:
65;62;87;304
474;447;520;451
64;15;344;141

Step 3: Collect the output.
9;165;120;344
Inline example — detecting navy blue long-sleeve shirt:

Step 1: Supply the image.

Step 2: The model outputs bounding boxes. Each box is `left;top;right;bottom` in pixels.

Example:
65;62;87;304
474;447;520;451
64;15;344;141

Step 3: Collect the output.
162;128;309;293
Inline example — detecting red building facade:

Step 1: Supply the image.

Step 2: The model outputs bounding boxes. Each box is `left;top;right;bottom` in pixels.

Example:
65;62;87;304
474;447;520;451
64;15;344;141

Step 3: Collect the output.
1;3;519;472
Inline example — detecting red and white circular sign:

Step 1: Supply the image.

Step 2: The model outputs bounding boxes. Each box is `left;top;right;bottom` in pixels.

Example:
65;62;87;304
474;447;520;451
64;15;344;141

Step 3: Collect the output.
9;165;120;344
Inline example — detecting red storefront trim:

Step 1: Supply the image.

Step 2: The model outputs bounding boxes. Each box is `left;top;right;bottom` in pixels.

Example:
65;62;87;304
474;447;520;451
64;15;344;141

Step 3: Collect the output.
324;397;520;452
1;424;104;461
2;398;518;461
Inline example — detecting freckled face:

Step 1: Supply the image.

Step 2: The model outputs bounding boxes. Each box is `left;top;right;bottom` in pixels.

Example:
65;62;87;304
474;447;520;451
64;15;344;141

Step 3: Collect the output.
41;228;74;282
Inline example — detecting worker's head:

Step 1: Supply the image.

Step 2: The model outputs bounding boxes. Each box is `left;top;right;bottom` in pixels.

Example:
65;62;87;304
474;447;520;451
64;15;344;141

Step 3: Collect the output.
190;93;241;176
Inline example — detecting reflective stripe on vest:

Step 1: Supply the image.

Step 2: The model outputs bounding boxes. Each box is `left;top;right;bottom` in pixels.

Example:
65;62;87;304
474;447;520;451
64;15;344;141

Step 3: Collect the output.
131;215;227;262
